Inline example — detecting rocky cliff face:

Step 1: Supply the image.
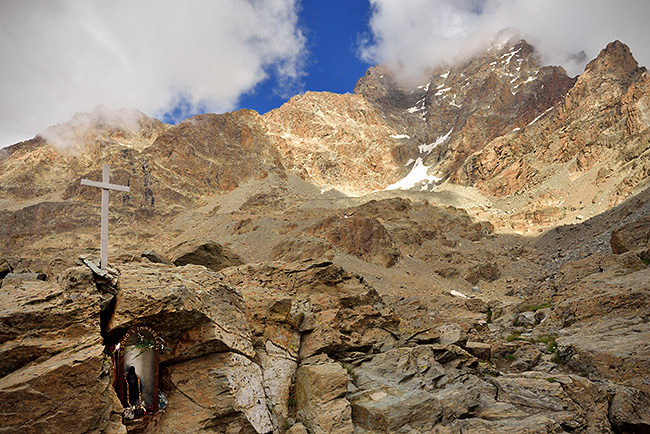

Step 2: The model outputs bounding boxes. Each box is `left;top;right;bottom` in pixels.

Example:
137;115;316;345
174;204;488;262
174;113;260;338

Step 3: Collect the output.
1;38;650;434
262;92;410;196
355;39;577;180
453;41;650;229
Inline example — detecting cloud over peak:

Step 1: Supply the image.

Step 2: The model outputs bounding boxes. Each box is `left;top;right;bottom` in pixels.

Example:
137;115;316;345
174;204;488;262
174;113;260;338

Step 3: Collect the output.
359;0;650;84
0;0;306;147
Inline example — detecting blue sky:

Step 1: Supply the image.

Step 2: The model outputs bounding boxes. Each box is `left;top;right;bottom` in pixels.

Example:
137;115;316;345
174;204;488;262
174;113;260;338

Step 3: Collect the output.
235;0;373;117
158;0;374;123
1;0;649;148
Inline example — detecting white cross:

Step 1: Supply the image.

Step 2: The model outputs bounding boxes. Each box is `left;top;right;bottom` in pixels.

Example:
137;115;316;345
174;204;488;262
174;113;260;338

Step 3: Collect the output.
81;164;130;270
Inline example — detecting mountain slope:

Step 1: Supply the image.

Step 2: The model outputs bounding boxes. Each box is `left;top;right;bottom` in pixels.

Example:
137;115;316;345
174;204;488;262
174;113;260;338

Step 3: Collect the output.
1;37;650;434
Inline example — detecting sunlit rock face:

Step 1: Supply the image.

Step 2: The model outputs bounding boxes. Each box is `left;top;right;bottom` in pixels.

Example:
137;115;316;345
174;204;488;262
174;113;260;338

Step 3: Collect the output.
354;39;577;184
263;91;410;196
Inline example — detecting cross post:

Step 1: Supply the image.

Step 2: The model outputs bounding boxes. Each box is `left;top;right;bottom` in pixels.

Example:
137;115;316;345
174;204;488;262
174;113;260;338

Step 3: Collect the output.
80;164;130;270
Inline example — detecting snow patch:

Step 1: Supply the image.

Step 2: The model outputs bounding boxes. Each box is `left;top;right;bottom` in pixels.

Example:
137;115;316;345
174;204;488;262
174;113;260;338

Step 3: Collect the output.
435;87;451;96
500;48;521;65
528;106;554;126
384;157;441;191
390;134;411;139
418;129;452;154
440;71;450;78
407;97;426;113
450;290;468;299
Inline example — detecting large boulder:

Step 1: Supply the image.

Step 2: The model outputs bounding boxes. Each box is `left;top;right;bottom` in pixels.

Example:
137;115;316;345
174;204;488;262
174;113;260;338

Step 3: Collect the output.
306;216;401;267
108;262;255;360
152;352;272;434
351;387;443;433
295;354;353;434
608;385;650;433
218;261;401;360
551;267;650;391
610;215;650;256
168;239;244;272
0;266;124;434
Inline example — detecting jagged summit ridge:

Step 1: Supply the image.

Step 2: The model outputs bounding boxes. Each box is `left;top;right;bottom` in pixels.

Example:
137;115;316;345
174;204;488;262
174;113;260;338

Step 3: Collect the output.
0;39;647;227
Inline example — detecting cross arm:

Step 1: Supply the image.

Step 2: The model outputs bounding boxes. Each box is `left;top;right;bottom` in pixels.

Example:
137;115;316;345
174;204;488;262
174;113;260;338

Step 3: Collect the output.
81;179;130;193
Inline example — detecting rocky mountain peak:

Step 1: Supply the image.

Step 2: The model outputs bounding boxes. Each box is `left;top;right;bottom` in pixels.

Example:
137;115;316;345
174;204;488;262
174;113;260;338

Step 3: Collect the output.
37;105;166;152
401;37;574;182
584;40;646;79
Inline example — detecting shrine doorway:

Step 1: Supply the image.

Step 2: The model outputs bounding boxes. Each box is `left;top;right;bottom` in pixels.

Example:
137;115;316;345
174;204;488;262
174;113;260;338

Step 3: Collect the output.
116;326;161;413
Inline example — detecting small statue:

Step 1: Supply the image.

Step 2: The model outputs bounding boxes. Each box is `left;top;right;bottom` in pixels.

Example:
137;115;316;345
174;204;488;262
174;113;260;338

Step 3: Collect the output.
125;366;141;405
125;366;144;413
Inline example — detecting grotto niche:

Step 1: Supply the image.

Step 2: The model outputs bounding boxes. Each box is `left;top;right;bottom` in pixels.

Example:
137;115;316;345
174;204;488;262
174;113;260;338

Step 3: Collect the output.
115;326;162;414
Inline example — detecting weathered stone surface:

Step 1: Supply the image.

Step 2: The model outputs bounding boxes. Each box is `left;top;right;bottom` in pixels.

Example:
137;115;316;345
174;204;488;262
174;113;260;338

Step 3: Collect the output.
109;263;255;360
0;342;124;434
219;261;400;360
2;272;47;281
437;324;468;346
306;215;401;267
226;353;275;433
351;387;442;433
0;266;122;434
448;414;566;434
259;341;298;421
148;352;265;434
355;345;477;394
141;249;173;265
608;385;650;433
434;375;487;424
169;239;244;272
463;262;500;284
0;266;98;373
492;373;578;413
286;423;309;434
516;310;537;327
465;341;491;361
295;354;353;434
551;267;650;390
610;214;650;254
270;237;334;263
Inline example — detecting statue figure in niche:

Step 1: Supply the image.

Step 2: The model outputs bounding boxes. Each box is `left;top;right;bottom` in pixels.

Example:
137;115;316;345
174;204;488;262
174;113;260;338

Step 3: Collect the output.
125;366;142;406
125;366;145;418
115;326;162;414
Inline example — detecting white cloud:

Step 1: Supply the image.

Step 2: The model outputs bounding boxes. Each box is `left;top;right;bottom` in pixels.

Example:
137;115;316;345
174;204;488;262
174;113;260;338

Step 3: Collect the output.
0;0;306;147
360;0;650;84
